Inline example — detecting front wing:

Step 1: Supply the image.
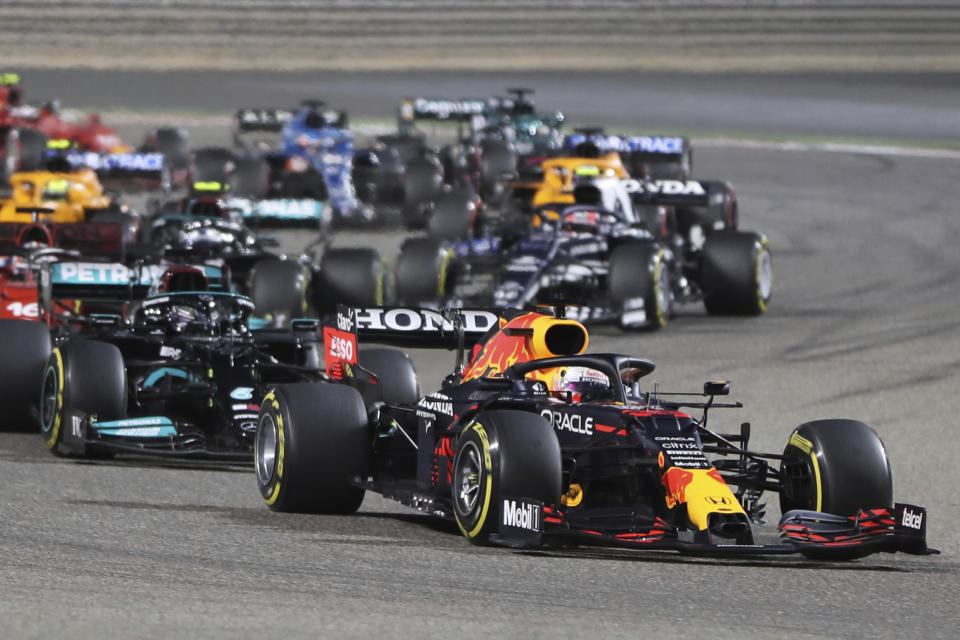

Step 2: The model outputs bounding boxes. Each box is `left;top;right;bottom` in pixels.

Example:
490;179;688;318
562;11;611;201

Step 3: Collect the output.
495;504;937;559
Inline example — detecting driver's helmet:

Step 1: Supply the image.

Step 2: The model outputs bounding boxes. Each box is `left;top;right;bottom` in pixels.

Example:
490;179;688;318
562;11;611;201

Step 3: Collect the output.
156;266;208;294
185;197;227;218
304;110;327;130
572;141;601;158
17;225;52;250
546;366;613;403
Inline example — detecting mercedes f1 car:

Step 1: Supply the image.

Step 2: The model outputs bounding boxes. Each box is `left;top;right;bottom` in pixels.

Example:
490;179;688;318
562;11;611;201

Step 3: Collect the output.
0;259;329;459
145;194;387;325
253;306;935;559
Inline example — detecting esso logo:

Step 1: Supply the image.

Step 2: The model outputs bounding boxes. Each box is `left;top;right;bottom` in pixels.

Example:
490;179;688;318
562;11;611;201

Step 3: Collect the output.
328;335;354;361
5;301;39;318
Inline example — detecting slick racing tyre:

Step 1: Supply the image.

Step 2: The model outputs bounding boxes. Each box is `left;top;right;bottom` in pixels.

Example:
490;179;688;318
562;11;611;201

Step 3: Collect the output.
427;187;477;241
191;147;235;185
452;410;561;546
402;157;444;229
675;180;738;240
250;258;309;326
0;319;51;430
229;155;270;199
358;347;420;407
17;128;49;172
394;237;451;306
478;139;516;200
40;340;126;457
152;126;190;171
780;419;893;517
608;241;672;330
700;230;772;316
256;382;369;513
313;248;385;314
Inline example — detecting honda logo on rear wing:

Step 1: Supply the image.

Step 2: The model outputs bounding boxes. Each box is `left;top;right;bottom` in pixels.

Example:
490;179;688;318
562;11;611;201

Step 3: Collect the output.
347;307;499;348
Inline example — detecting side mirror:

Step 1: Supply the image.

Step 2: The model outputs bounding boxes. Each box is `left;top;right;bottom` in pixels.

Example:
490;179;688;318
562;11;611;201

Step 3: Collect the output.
703;380;730;396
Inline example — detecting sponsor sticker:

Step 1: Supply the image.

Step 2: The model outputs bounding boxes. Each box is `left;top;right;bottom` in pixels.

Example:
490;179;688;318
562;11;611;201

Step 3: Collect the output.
323;306;359;376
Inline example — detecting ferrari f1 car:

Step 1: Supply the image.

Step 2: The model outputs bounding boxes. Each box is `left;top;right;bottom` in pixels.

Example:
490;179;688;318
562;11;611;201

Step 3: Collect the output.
395;177;768;330
0;259;329;458
253;307;935;559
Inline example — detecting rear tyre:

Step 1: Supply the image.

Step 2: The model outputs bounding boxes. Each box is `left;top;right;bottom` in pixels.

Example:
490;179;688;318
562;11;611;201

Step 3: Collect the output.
427;187;476;241
394;237;451;306
402;158;443;229
358;348;420;406
0;320;51;430
250;259;309;326
452;410;561;545
313;248;384;314
18;128;49;172
39;340;126;457
230;156;270;199
701;230;772;315
479;139;516;199
780;419;893;517
256;382;369;513
608;241;672;330
153;127;190;172
191;147;235;186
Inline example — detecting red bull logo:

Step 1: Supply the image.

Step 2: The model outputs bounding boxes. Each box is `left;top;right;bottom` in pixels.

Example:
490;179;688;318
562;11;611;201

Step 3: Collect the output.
661;466;745;530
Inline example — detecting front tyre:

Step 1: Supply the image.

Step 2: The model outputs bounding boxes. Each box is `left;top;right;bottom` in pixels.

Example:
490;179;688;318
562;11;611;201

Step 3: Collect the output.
608;241;672;330
452;410;561;545
779;419;893;516
701;230;772;315
256;383;369;514
40;340;126;457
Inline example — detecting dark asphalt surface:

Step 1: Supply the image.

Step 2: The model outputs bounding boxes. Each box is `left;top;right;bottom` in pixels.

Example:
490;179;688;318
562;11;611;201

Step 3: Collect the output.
1;71;958;638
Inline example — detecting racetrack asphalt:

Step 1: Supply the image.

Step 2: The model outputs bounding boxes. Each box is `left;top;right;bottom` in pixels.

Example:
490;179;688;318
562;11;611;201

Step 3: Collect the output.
1;70;958;639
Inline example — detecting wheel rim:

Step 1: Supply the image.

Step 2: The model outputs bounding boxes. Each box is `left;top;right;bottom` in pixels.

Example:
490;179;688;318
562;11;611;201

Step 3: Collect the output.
39;365;58;434
757;250;773;300
255;413;278;487
455;441;483;516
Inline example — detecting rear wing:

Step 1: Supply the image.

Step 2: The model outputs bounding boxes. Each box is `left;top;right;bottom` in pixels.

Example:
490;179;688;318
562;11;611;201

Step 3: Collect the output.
41;259;225;302
565;132;688;157
624;178;730;208
322;306;500;375
234;108;294;133
49;148;166;189
0;221;126;257
398;97;488;126
225;197;326;225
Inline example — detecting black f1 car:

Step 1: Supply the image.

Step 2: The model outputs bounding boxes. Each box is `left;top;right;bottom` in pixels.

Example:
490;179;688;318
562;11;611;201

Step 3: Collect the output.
395;178;771;330
253;306;935;559
0;258;328;459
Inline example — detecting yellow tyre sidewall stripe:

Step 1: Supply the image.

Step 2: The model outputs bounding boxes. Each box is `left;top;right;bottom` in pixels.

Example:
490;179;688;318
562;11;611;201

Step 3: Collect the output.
262;392;286;506
456;422;494;540
788;432;822;512
43;350;65;450
755;238;771;313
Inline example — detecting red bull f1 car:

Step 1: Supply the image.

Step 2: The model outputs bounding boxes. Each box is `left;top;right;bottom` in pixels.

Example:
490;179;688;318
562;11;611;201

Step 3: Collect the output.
253;306;935;559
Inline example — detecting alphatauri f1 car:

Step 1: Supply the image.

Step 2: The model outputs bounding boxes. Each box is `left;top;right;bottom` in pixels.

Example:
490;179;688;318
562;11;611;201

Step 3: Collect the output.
254;307;935;559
